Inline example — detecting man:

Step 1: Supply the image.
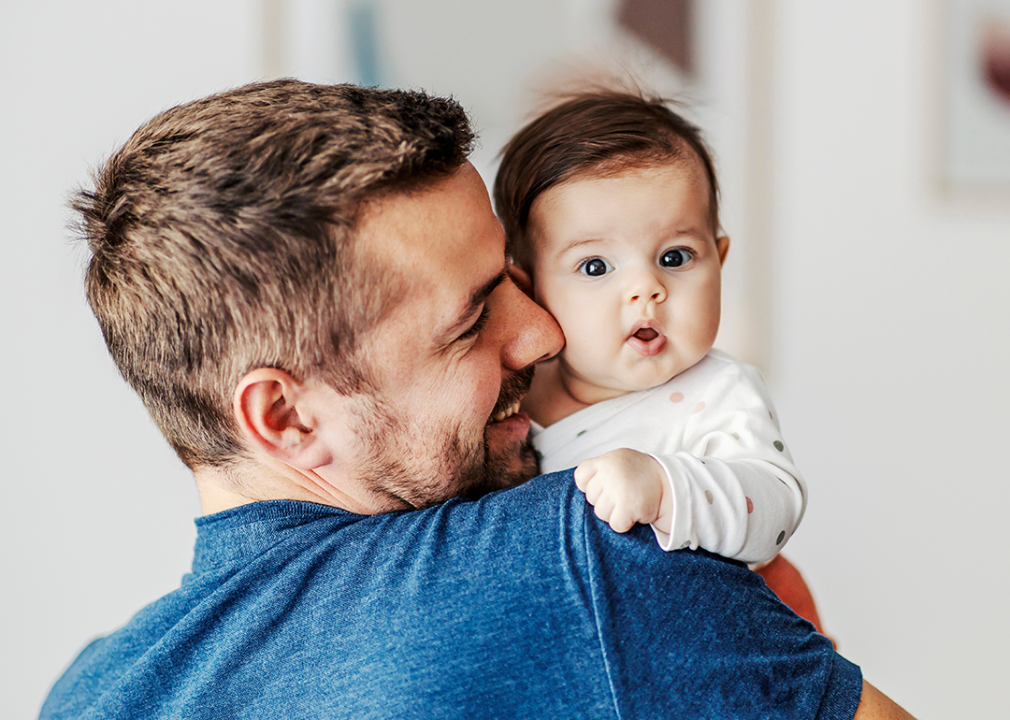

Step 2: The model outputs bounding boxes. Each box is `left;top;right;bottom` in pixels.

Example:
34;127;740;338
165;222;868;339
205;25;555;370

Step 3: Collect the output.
42;80;911;719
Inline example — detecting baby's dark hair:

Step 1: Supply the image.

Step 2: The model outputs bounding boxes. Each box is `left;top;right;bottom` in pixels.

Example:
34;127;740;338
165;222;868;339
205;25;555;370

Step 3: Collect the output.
493;90;720;271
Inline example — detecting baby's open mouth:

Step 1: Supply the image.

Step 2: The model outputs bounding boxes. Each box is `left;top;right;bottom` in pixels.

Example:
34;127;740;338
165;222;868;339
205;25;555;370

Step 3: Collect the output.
627;324;667;357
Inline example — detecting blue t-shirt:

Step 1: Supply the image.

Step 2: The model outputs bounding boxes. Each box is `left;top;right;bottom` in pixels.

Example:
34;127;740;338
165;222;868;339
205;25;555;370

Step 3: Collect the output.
41;471;861;719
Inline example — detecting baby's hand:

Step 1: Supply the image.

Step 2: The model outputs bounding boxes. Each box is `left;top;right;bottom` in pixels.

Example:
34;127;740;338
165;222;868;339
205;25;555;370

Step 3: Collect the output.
573;449;668;533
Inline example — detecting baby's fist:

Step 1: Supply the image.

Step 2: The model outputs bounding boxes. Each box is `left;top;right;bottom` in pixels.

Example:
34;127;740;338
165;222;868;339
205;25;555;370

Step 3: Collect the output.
573;448;666;533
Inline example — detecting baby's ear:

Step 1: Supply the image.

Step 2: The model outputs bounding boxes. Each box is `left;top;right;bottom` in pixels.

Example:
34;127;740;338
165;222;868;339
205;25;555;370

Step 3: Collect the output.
508;260;535;299
716;236;731;266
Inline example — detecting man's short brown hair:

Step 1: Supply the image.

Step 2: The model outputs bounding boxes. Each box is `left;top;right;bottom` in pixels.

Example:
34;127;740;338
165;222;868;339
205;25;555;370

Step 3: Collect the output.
74;80;474;469
493;90;720;272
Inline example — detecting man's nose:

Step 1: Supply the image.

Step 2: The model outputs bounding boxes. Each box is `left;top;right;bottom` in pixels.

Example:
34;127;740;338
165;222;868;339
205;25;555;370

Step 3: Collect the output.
626;267;667;305
501;280;564;370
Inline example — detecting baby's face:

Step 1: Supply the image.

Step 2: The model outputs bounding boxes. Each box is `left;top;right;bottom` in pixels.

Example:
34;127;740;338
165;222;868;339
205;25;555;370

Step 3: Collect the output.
529;161;729;404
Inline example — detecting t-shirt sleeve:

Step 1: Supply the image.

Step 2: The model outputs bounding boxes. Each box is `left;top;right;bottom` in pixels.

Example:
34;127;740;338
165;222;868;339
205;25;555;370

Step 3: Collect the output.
575;492;861;719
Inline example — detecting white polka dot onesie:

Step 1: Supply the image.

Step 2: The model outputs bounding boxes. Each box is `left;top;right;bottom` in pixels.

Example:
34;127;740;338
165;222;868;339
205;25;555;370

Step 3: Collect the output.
532;350;807;565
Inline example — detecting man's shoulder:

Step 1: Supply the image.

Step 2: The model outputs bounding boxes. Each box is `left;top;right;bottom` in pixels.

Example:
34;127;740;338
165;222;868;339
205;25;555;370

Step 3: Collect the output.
449;471;747;579
387;470;587;557
439;470;578;522
41;479;859;720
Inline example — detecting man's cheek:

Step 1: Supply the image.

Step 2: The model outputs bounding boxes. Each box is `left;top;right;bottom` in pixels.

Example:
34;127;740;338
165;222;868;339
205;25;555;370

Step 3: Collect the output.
448;376;496;425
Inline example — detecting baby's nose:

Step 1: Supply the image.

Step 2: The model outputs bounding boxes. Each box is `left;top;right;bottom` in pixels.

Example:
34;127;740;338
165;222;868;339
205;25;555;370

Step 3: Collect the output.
627;271;667;304
630;289;664;302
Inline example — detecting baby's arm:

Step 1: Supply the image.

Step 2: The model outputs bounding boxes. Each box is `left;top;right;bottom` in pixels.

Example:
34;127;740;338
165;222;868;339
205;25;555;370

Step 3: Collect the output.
649;453;803;563
575;448;802;564
659;360;806;563
573;358;806;565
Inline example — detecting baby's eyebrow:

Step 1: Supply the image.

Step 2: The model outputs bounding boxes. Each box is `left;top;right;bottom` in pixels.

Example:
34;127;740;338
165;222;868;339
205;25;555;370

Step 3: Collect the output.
557;237;605;255
669;226;707;239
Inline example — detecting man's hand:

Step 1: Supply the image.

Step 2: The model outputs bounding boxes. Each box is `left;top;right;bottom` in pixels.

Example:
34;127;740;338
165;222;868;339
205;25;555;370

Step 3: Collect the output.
573;449;668;533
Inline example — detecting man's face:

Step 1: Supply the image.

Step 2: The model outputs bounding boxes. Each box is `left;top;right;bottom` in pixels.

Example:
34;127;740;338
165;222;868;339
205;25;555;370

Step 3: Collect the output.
334;164;564;509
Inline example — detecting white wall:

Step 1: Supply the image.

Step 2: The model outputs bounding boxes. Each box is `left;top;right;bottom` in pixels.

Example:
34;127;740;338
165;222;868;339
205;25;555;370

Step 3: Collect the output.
3;1;1007;718
771;2;1010;717
0;4;256;717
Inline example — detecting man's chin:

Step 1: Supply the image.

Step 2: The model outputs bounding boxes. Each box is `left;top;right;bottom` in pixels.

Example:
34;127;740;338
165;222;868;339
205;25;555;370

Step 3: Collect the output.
460;433;539;501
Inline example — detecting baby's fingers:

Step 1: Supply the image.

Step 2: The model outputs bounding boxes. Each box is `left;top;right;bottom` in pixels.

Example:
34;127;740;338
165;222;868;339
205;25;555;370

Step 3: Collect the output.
591;493;615;525
573;460;597;492
607;508;636;534
582;475;605;507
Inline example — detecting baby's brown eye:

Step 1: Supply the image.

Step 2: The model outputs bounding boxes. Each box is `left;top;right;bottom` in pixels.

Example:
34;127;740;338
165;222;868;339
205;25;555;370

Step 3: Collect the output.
579;258;613;276
660;249;692;268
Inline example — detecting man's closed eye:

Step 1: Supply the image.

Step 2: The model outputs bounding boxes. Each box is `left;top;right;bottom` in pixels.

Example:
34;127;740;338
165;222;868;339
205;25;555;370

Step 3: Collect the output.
459;306;490;341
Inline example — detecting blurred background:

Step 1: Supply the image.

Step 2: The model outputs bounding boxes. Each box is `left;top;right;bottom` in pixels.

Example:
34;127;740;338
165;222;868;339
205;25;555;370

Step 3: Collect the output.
3;1;1009;717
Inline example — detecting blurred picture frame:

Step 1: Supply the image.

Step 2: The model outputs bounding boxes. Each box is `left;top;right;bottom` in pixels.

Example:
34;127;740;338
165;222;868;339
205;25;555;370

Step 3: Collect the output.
933;0;1010;199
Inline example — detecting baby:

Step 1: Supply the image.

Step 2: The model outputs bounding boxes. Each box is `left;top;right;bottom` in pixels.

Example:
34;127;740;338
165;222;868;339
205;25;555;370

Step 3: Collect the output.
493;91;806;567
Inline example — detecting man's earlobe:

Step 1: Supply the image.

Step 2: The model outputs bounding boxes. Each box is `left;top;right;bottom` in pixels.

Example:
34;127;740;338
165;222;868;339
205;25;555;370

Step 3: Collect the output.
716;236;731;266
233;369;331;469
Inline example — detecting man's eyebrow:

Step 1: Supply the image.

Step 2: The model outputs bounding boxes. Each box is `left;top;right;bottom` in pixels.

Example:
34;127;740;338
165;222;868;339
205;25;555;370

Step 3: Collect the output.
441;268;507;339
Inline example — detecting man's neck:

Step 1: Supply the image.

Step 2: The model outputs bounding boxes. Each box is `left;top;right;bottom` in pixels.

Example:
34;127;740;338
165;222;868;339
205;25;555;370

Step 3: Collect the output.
193;466;310;515
192;460;399;517
193;472;261;515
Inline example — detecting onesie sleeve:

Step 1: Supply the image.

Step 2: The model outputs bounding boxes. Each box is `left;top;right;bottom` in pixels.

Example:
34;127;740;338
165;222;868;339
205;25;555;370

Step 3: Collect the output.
648;361;807;564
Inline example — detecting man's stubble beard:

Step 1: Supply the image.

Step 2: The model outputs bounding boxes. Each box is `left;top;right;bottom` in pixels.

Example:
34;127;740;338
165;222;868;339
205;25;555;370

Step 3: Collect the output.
352;366;538;510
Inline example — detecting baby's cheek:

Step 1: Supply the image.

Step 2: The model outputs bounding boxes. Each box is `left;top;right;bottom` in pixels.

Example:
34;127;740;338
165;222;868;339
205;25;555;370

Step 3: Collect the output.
563;333;611;378
680;299;719;350
546;309;581;349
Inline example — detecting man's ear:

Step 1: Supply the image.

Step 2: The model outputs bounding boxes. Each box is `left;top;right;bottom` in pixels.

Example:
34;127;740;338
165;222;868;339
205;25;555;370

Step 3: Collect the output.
507;260;535;299
716;236;731;266
233;368;332;470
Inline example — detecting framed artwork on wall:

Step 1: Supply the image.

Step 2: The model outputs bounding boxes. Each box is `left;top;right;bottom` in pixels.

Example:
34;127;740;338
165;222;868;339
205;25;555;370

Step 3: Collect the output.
934;0;1010;198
